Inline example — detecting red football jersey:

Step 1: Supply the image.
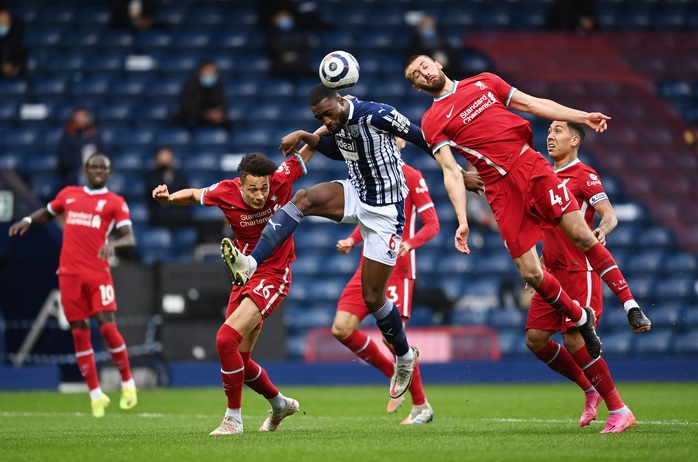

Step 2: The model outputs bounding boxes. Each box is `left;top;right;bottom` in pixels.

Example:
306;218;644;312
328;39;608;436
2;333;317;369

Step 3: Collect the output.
543;159;608;272
349;163;439;279
48;186;132;275
421;72;534;184
202;154;307;269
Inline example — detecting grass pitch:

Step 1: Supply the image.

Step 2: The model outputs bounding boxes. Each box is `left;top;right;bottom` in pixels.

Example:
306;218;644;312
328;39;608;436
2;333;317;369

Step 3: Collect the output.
0;383;696;462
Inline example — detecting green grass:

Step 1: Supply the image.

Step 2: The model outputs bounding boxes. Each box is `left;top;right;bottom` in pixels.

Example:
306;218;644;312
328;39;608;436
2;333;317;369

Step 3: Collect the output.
1;383;696;462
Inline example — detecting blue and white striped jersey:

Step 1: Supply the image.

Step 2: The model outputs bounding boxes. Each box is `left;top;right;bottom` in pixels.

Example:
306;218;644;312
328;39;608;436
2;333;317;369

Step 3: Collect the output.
315;98;431;206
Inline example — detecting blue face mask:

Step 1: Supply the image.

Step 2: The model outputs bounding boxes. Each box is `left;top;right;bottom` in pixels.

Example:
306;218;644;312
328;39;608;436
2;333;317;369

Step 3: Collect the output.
420;27;436;40
0;26;9;37
276;18;293;31
199;74;217;87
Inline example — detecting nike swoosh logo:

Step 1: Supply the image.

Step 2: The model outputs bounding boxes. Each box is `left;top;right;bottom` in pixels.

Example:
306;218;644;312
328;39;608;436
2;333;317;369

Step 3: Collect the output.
561;202;572;212
66;198;76;204
446;105;454;118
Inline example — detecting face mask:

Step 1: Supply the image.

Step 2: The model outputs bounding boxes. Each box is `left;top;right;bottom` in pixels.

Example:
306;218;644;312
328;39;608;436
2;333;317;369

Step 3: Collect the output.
199;74;217;87
276;18;293;31
420;27;436;40
0;26;9;37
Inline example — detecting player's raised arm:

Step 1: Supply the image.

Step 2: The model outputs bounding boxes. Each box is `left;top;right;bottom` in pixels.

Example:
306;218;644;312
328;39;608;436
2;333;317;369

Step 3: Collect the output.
509;90;611;133
152;185;203;206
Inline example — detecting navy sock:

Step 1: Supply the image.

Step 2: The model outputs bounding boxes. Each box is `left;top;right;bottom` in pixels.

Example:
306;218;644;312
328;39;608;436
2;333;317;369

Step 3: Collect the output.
374;301;409;356
250;202;303;265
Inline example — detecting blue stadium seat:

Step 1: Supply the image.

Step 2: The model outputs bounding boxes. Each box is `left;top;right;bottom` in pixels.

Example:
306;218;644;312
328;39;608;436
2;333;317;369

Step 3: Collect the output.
22;153;58;173
451;309;490;326
24;28;62;47
182;152;221;173
598;332;634;357
633;332;673;357
111;79;148;98
30;172;62;200
172;30;212;48
140;102;173;121
674;331;698;356
135;30;173;48
161;55;199;73
409;305;436;327
605;223;639;251
0;152;21;170
497;331;529;358
647;305;683;333
145;78;183;98
70;76;112;97
655;276;697;304
155;129;191;147
4;128;41;147
193;128;230;146
0;79;28;96
76;7;110;25
173;227;199;252
624;250;665;276
99;30;135;48
434;253;477;276
62;31;100;48
662;251;698;276
128;201;150;225
32;76;68;97
488;309;525;332
637;226;676;250
283;302;335;333
96;102;134;122
137;227;173;252
0;100;16;121
112;151;147;172
188;10;224;27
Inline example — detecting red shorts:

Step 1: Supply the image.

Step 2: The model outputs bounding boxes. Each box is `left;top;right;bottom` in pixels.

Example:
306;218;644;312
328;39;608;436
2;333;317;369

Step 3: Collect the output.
336;268;414;320
526;267;603;333
225;264;292;328
59;272;117;322
487;149;579;258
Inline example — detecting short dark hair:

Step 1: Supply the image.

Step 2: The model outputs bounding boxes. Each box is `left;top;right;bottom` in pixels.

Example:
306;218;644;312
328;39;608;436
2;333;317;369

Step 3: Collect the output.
567;122;586;142
309;84;339;106
237;152;277;180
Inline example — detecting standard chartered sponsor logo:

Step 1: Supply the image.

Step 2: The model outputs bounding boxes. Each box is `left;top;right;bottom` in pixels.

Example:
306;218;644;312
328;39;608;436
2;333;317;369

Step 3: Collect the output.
66;210;97;227
239;209;272;227
459;92;498;125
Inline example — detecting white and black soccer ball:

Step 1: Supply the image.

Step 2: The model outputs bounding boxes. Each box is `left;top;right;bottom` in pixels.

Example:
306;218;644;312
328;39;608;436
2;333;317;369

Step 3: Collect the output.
318;51;360;90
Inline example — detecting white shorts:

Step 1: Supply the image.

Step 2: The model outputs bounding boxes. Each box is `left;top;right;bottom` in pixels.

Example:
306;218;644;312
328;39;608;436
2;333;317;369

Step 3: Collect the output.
335;179;404;266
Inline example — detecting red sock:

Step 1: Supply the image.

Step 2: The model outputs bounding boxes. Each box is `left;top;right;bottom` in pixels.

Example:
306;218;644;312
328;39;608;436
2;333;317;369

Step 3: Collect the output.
585;242;634;305
572;348;624;411
216;324;244;409
408;363;426;406
534;341;592;390
536;272;583;322
240;351;279;400
99;323;132;382
71;328;100;391
339;330;394;378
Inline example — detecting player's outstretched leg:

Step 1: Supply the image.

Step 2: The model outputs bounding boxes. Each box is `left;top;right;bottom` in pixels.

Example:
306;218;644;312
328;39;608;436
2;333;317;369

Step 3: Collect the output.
259;398;300;432
387;396;405;414
221;237;250;286
627;307;652;333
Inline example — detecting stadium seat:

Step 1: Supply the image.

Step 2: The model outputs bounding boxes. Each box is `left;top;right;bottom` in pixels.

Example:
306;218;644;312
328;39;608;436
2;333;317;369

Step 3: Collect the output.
173;227;199;252
488;309;525;332
155;129;191;148
128;201;150;226
598;332;634;357
654;276;697;304
451;309;490;326
29;172;62;201
625;250;665;276
0;79;28;96
637;226;676;250
284;303;336;333
193;128;230;146
96;102;134;122
633;332;674;357
647;305;683;333
497;331;529;358
674;332;698;357
182;152;221;173
662;251;698;276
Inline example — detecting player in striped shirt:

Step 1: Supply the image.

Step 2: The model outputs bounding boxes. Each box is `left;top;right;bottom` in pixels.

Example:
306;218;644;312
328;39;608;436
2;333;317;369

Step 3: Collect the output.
224;84;434;399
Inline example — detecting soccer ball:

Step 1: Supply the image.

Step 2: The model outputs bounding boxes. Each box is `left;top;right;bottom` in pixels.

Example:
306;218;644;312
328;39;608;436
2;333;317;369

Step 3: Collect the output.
318;51;360;90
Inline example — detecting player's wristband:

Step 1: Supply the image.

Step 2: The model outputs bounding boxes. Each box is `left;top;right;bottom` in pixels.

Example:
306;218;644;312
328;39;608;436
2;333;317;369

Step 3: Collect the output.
22;216;32;225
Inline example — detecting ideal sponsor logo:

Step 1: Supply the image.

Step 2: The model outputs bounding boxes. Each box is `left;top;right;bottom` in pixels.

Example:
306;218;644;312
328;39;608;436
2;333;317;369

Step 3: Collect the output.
336;136;359;161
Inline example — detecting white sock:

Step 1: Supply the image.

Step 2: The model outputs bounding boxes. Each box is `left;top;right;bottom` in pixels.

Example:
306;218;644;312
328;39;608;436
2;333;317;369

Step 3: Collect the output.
574;309;588;327
609;405;629;415
248;255;258;274
121;378;136;389
623;300;639;314
89;388;104;400
269;392;287;411
225;408;242;421
396;349;414;366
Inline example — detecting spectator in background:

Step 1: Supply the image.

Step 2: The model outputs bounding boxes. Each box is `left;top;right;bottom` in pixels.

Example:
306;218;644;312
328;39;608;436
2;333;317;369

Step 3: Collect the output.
257;0;331;33
110;0;158;31
0;6;26;78
144;146;190;230
57;107;106;189
174;61;231;131
265;9;315;81
405;14;467;78
546;0;598;34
